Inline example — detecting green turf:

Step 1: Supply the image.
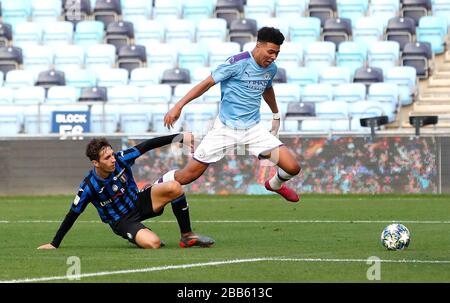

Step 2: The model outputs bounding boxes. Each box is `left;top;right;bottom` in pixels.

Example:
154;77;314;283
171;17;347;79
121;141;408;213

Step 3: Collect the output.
0;194;449;283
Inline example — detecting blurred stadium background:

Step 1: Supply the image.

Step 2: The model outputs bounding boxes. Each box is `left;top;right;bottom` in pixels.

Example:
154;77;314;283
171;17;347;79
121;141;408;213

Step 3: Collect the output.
0;0;449;195
1;0;450;284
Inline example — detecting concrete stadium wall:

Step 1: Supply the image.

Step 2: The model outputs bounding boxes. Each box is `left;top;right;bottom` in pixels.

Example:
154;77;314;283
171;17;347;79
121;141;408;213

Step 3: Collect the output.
0;135;447;196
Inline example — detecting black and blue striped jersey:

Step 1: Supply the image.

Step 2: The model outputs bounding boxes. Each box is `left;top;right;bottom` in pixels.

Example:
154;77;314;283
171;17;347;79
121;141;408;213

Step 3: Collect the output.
71;146;142;224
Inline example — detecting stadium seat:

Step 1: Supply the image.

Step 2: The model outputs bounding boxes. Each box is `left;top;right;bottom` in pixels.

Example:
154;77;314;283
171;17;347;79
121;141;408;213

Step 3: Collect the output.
336;0;368;25
401;41;433;79
192;67;213;84
78;86;108;102
300;119;332;132
129;67;162;87
42;21;74;47
13;22;43;48
272;83;302;113
13;86;46;104
401;0;431;25
285;101;316;117
85;44;116;71
53;45;85;72
119;104;152;133
307;0;337;26
368;0;399;28
286;67;319;90
352;17;384;47
148;103;182;132
106;21;134;51
0;87;14;104
258;17;290;39
93;0;122;28
196;18;228;44
229;18;258;49
416;16;448;54
385;17;416;51
353;66;384;88
107;85;140;103
36;69;66;89
182;102;218;134
208;42;241;69
4;69;36;88
1;0;31;28
65;69;98;88
203;83;221;103
46;86;80;104
431;0;450;24
319;66;352;85
153;0;183;24
117;44;147;73
74;20;105;47
0;46;23;74
301;83;334;103
160;67;191;88
22;45;54;74
182;0;215;25
121;0;153;22
178;43;209;74
0;105;22;135
173;83;203;103
336;41;367;75
31;0;62;25
165;19;196;45
145;42;178;72
63;0;92;24
367;82;399;121
333;83;367;102
243;0;275;27
275;0;306;21
90;103;120;133
0;23;13;47
322;17;352;50
304;41;336;72
139;84;173;104
274;41;303;71
288;17;321;45
214;0;244;28
367;41;400;76
315;100;349;119
349;100;385;131
96;68;129;87
384;66;417;106
273;67;287;83
134;20;165;45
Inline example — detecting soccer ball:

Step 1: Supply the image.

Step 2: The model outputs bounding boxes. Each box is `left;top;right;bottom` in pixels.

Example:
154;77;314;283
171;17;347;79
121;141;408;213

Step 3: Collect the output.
380;223;411;250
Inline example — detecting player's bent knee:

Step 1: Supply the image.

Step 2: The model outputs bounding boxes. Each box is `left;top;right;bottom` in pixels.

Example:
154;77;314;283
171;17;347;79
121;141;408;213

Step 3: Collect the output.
165;181;183;198
136;229;161;249
139;239;161;249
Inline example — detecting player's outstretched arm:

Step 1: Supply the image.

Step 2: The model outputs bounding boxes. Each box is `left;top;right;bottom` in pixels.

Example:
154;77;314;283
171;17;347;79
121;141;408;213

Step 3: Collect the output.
37;210;80;249
164;76;216;129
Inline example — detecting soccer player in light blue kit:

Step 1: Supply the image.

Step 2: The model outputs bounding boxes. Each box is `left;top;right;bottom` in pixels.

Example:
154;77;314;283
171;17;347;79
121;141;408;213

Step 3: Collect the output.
162;27;300;202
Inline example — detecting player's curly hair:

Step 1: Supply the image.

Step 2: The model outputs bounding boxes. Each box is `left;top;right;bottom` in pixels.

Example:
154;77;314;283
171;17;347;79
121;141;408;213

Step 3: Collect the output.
257;27;285;46
86;137;112;161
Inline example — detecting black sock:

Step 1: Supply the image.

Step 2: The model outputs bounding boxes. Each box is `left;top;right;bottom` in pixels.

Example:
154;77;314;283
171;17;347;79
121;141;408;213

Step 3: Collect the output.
171;194;192;234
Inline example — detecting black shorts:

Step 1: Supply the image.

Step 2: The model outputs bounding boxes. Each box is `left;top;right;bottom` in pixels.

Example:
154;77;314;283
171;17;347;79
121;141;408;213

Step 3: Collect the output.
109;186;164;245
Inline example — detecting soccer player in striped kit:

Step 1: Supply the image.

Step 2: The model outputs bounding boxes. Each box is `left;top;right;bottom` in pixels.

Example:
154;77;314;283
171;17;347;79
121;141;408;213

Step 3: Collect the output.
38;133;214;250
161;27;301;202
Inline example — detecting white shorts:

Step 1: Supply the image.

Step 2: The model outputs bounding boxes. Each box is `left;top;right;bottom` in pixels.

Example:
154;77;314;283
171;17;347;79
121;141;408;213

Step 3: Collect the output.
193;117;284;164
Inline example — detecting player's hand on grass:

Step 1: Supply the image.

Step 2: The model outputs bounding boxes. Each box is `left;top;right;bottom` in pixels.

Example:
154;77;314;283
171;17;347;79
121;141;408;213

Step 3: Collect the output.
164;104;182;129
270;118;281;136
37;243;56;250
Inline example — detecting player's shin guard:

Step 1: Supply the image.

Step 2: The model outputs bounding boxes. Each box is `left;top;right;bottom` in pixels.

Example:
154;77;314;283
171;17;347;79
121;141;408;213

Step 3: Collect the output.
154;169;176;184
171;194;192;234
269;167;295;190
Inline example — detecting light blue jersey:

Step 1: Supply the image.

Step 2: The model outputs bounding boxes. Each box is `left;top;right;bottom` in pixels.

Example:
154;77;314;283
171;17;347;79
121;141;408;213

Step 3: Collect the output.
211;51;277;129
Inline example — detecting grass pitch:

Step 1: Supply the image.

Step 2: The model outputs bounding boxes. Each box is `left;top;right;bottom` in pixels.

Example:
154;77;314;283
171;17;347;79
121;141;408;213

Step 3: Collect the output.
0;194;449;283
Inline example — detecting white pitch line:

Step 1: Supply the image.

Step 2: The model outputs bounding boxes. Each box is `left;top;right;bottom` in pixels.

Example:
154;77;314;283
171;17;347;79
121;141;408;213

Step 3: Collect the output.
1;220;450;224
2;257;450;283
